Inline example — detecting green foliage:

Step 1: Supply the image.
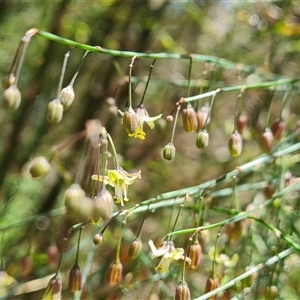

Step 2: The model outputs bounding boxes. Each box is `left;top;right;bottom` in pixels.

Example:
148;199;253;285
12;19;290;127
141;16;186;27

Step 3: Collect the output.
1;1;300;299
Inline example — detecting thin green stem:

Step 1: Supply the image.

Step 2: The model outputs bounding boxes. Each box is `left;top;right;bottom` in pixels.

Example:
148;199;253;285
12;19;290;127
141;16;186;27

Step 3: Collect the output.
37;29;255;72
128;56;137;108
170;104;181;143
187;56;193;97
107;133;120;167
139;58;156;106
69;50;89;87
57;51;70;98
75;226;83;264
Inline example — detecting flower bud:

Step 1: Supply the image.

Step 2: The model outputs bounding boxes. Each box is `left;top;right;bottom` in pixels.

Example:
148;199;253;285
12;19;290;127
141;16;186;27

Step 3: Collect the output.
69;263;82;293
166;115;174;124
47;245;59;270
64;184;93;223
228;130;243;157
128;238;143;259
187;239;202;270
42;275;62;300
263;182;276;199
163;142;176;161
59;85;75;111
91;189;114;223
226;220;247;244
3;84;21;111
196;130;209;149
264;285;278;300
260;128;274;154
122;107;138;136
196;104;210;131
182;104;197;132
21;256;33;276
205;276;220;294
236;114;248;135
29;156;51;178
107;260;123;286
93;233;103;245
47;99;64;124
271;117;285;141
175;281;191;300
1;74;15;90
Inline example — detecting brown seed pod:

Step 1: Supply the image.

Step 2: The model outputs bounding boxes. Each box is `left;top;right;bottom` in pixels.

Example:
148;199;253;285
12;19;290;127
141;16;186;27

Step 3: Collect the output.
182;104;197;132
69;263;82;293
175;281;191;300
260;128;274;154
236;114;248;135
196;130;209;149
163;142;176;161
43;275;62;300
187;239;202;270
205;276;220;296
107;260;123;286
122;107;138;136
270;117;285;141
228;130;243;157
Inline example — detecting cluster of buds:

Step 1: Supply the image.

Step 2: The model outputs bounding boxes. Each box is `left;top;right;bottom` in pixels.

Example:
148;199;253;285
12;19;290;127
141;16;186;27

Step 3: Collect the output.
64;183;114;224
187;238;202;270
175;280;191;300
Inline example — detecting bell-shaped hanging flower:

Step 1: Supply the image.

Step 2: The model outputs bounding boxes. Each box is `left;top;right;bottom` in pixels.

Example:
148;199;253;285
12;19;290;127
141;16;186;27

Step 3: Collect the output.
119;105;162;140
92;167;141;206
148;240;191;274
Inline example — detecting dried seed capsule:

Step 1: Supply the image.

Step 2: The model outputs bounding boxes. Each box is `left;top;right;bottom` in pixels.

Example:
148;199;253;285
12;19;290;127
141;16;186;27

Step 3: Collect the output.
91;189;114;223
175;281;191;300
187;239;202;270
260;128;274;154
182;104;197;132
69;263;82;293
3;84;21;111
122;106;138;136
196;130;209;149
128;238;143;259
196;104;210;131
264;285;278;300
93;233;103;246
228;130;243;157
29;156;51;178
1;74;15;90
107;260;123;286
271;117;285;141
59;85;75;111
42;275;62;300
47;99;64;124
236;114;248;135
205;276;220;297
163;142;176;161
